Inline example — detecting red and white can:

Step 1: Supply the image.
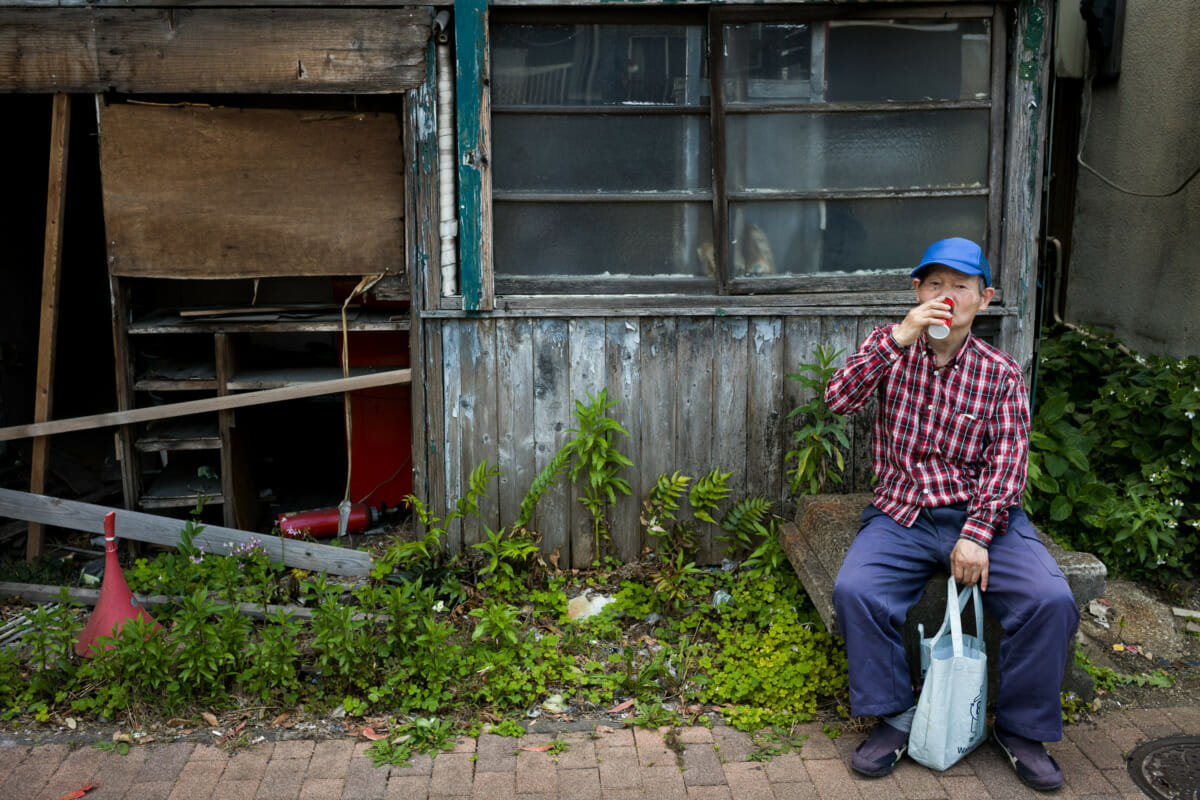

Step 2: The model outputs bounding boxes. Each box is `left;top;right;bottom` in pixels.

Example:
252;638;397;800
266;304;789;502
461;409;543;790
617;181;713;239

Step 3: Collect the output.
928;296;955;340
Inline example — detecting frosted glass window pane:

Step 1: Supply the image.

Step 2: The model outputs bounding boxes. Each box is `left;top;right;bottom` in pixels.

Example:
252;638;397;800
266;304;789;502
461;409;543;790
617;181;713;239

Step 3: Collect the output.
493;115;711;193
495;202;714;278
727;110;989;192
729;197;986;276
723;23;815;104
827;20;991;102
492;24;708;107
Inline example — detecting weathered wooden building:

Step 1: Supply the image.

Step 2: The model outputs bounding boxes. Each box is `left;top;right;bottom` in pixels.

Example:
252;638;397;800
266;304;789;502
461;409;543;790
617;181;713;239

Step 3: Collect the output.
1;0;1053;567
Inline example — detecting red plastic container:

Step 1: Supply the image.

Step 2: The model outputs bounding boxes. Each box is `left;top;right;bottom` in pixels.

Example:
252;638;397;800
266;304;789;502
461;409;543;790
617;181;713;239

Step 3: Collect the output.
278;503;374;539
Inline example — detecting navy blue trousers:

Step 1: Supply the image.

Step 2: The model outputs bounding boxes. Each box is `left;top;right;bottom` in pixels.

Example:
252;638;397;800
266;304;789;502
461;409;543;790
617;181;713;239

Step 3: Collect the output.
832;503;1080;743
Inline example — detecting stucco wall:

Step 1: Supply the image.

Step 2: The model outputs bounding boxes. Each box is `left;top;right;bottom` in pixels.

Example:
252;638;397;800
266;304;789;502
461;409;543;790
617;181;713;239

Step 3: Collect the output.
1065;1;1200;357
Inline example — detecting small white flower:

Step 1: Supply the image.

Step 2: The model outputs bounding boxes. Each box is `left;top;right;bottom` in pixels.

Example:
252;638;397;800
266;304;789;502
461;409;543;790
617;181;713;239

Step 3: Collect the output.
1186;411;1196;420
1166;519;1178;529
433;600;445;613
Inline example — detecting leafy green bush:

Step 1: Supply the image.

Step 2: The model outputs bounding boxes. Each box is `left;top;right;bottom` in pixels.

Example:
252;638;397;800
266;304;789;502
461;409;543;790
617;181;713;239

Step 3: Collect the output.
1029;325;1200;581
699;576;846;731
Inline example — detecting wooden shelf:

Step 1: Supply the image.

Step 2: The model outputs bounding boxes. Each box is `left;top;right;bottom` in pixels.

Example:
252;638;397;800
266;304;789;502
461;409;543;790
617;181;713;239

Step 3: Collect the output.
136;417;222;452
139;460;223;510
128;306;410;335
133;359;219;391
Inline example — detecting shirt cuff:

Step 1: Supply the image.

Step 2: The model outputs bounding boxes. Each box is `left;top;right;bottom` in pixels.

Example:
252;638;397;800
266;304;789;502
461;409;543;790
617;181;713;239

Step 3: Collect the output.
882;328;908;357
960;517;995;547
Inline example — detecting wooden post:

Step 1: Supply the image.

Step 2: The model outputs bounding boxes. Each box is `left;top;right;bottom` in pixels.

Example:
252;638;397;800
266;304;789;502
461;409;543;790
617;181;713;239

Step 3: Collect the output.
27;93;70;561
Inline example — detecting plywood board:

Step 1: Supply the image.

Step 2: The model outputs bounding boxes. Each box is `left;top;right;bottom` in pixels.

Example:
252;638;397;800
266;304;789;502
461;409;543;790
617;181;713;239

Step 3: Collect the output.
99;103;404;279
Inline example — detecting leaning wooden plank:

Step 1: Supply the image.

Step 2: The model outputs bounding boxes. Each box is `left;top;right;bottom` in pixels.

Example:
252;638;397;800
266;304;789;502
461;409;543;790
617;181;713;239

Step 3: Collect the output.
0;8;430;94
28;92;71;562
0;489;373;577
0;368;411;443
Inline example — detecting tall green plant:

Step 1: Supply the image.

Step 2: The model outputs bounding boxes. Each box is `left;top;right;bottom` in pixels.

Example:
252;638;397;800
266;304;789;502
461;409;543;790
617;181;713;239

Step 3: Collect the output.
565;389;634;562
786;346;850;496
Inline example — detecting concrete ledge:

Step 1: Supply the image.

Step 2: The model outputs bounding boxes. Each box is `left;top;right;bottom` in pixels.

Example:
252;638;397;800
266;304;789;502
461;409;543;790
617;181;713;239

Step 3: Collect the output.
779;492;1107;699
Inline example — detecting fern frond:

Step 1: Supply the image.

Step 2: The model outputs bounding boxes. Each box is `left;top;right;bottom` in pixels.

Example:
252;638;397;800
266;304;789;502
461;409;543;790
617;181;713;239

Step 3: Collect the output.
514;444;574;529
648;471;690;522
720;496;773;536
689;469;733;522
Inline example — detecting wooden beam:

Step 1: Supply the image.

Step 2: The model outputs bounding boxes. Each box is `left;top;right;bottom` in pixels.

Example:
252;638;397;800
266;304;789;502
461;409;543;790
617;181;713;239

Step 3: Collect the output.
404;36;440;537
0;368;411;443
0;583;380;623
27;93;70;562
0;8;431;94
1000;0;1052;380
0;489;373;576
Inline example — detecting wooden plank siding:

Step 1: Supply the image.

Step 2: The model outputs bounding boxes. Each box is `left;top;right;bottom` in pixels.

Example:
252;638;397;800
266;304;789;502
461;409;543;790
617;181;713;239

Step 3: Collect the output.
425;312;935;566
531;320;571;563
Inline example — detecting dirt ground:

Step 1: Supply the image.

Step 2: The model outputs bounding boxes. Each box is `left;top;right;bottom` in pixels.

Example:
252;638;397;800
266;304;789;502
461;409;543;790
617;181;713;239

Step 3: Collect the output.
1070;577;1200;713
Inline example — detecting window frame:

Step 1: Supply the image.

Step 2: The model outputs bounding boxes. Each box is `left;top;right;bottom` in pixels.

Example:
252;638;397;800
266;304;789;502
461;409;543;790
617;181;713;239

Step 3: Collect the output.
485;3;1008;307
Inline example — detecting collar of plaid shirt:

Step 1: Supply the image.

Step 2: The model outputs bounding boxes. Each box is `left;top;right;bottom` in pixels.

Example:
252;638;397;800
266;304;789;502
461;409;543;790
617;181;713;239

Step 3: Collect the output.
867;326;1030;547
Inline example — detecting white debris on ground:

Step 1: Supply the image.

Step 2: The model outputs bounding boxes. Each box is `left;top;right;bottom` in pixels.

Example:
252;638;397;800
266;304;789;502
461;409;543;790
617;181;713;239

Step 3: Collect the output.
565;592;615;621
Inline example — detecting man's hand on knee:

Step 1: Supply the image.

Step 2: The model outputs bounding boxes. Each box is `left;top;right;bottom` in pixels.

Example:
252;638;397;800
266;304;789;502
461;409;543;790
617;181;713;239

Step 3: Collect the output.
951;538;989;591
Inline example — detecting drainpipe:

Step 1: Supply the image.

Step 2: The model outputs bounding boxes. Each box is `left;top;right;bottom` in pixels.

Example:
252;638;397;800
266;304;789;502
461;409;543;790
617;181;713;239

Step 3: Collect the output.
435;11;459;296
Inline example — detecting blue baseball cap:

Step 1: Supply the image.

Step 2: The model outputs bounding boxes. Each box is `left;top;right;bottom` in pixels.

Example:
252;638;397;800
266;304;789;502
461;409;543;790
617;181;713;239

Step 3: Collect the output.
911;237;991;288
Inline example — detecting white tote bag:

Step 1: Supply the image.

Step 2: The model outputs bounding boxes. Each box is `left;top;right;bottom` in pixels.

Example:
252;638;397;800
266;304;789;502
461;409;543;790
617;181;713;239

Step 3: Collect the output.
908;576;988;771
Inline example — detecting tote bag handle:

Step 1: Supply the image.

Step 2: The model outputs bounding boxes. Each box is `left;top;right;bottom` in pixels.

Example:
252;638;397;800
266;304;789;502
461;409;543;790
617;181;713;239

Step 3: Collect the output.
929;576;983;657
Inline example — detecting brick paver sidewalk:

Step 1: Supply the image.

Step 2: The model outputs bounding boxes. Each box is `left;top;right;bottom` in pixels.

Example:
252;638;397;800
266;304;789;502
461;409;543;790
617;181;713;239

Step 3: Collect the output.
2;705;1196;800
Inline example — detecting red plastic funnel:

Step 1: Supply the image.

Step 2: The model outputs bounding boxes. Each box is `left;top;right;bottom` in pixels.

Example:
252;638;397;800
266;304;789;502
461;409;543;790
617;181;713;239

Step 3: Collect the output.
74;512;158;658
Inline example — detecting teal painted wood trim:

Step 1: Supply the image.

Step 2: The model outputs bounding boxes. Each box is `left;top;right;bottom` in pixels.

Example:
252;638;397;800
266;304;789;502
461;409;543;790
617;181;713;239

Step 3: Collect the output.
455;0;488;311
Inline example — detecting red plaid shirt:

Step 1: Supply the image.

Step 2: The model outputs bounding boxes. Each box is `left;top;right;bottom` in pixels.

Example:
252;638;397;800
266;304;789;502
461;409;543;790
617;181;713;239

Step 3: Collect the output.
824;324;1030;547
